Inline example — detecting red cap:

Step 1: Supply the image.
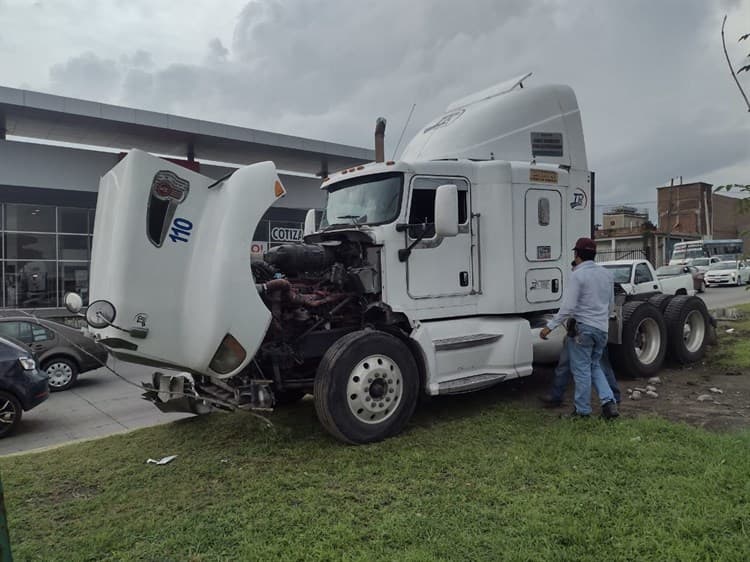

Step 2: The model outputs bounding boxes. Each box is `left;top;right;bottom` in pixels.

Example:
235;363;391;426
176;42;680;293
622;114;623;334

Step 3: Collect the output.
573;237;596;252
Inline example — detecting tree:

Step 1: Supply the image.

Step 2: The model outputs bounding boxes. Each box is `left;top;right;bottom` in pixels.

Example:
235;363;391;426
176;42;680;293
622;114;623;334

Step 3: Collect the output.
718;17;750;207
721;15;750;112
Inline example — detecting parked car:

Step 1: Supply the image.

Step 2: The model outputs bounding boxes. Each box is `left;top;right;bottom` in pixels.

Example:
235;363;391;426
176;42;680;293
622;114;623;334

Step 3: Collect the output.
656;264;704;293
0;335;49;438
686;257;721;272
601;259;695;296
0;317;108;391
704;261;748;287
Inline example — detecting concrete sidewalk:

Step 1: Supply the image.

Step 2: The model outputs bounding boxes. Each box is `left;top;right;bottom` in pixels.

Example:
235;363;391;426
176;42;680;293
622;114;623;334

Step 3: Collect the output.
0;359;191;456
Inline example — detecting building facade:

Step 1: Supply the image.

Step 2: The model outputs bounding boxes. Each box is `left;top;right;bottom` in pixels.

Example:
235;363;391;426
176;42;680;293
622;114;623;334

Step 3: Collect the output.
0;86;373;311
594;205;697;267
657;181;750;246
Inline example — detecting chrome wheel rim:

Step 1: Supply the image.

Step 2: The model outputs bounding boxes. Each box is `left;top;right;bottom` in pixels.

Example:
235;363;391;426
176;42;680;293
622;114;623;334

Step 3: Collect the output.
634;318;661;365
46;362;73;388
683;310;705;353
0;399;17;426
346;354;403;424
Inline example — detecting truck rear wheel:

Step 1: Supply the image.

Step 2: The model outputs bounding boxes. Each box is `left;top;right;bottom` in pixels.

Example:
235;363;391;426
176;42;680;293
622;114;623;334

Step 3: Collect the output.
313;330;419;444
610;302;667;378
647;293;674;314
664;296;709;364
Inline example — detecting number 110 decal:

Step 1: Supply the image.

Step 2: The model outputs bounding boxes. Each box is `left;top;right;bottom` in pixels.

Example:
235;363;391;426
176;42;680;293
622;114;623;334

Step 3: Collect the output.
169;217;193;243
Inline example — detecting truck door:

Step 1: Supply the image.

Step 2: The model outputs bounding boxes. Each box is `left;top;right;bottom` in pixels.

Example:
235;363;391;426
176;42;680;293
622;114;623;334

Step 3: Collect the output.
524;188;563;304
633;262;659;294
404;176;474;298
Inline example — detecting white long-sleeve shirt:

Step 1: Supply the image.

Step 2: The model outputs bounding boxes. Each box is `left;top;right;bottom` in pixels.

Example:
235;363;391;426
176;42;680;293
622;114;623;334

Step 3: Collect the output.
547;260;614;334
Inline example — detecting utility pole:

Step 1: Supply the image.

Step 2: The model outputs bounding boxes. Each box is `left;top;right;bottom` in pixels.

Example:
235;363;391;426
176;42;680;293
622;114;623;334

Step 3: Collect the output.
666;178;674;262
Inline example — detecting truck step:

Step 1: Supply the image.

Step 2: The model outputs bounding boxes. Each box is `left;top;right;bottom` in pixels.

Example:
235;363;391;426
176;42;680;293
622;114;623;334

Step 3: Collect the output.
437;373;508;394
433;333;502;351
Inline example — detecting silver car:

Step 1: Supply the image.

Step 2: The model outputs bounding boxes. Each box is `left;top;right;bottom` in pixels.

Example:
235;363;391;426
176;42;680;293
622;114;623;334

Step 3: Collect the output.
704;261;748;287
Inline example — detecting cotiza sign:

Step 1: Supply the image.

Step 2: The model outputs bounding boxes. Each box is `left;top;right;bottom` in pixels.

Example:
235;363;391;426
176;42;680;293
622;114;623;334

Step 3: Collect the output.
270;227;303;243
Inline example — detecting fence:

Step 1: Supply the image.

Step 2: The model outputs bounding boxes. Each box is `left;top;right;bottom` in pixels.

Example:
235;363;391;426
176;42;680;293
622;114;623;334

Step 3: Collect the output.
595;248;651;264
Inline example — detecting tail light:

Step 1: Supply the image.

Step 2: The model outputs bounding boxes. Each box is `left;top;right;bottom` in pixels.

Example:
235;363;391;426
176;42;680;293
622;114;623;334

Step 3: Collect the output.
209;334;247;374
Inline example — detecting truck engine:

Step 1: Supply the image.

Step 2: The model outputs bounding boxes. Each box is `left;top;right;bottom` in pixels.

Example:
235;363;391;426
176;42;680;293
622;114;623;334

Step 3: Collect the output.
247;238;391;399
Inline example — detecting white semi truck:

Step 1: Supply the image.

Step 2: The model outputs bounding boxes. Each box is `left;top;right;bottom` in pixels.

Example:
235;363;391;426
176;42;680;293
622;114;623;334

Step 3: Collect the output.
69;75;711;443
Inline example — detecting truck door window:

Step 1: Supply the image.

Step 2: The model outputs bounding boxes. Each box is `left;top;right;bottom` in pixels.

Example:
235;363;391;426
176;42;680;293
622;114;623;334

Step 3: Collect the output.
408;177;469;238
634;264;653;284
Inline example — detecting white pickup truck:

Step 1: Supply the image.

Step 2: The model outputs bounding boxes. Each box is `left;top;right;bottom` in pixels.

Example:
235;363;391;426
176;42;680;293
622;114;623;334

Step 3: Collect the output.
600;259;695;296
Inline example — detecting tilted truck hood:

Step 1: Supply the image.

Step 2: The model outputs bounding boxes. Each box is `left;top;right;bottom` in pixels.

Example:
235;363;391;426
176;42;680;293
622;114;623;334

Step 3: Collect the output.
89;149;282;377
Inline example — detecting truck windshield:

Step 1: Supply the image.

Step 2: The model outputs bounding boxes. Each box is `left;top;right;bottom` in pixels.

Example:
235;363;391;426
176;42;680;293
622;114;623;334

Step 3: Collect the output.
602;264;632;284
320;172;403;229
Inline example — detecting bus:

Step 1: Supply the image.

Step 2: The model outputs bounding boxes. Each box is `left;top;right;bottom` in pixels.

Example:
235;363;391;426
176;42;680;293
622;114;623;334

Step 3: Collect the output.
669;239;744;265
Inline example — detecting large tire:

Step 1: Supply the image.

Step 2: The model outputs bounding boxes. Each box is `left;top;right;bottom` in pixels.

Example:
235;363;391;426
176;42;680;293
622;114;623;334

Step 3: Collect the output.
610;302;667;378
0;391;22;438
648;294;674;314
664;295;709;364
313;330;419;444
43;357;79;392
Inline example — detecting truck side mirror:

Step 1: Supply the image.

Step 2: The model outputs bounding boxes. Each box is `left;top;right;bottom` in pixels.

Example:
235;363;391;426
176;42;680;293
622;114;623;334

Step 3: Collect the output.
434;184;459;237
303;209;317;236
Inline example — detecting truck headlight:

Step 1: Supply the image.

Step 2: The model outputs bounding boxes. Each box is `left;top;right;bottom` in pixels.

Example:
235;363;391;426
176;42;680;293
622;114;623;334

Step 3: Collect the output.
19;357;36;371
209;334;247;374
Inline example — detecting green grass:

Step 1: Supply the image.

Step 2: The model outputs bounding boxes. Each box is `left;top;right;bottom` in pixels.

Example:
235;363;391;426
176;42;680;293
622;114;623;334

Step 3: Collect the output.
712;302;750;370
2;391;750;562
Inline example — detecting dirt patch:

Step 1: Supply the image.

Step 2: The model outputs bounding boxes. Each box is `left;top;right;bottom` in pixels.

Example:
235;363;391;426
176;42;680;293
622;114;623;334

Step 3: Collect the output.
26;481;100;506
523;340;750;432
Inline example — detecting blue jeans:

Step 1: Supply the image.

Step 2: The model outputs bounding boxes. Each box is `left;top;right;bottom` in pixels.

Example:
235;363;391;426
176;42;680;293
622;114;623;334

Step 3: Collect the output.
550;339;620;403
566;324;616;415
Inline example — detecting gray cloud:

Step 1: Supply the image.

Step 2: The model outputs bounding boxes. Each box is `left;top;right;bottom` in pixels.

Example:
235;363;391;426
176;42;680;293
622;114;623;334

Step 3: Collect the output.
49;51;121;101
8;0;750;225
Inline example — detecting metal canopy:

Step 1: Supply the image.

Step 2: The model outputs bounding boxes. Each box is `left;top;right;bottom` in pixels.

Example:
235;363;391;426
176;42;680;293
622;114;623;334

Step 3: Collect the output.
0;86;373;175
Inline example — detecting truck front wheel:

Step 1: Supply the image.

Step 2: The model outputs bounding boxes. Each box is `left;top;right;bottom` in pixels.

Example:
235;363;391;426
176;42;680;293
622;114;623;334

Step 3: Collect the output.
313;330;419;444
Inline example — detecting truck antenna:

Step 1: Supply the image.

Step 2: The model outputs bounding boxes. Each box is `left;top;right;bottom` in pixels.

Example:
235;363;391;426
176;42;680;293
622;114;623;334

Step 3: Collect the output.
391;103;416;160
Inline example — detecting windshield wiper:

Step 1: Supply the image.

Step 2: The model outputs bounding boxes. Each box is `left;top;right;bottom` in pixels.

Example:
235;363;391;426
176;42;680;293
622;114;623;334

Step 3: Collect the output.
336;214;366;223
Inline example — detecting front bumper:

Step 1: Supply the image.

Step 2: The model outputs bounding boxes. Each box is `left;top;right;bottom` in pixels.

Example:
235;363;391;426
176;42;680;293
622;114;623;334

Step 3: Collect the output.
705;276;735;285
142;371;274;413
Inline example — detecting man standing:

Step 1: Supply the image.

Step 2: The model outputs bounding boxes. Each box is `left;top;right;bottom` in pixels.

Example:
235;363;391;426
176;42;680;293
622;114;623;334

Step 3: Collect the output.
540;238;619;419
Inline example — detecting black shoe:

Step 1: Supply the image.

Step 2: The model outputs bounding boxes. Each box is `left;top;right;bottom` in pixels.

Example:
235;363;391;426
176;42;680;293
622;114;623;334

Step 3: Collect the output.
560;410;590;419
601;400;620;420
539;394;563;408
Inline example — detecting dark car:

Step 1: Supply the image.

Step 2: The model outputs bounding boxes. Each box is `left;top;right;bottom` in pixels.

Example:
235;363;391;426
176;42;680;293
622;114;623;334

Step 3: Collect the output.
0;336;49;438
0;317;108;392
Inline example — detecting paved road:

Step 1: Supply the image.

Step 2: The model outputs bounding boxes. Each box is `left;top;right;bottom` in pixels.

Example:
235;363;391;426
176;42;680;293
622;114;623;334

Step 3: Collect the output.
0;359;191;456
3;285;749;457
697;285;750;311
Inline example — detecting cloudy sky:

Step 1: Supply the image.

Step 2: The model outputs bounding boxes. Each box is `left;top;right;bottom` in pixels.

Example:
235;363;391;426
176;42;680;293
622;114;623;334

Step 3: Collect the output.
1;0;750;219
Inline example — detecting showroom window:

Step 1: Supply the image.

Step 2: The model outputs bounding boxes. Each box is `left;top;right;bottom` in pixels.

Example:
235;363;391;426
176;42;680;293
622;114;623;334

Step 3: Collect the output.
1;204;95;309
